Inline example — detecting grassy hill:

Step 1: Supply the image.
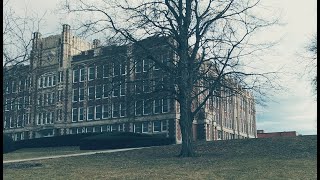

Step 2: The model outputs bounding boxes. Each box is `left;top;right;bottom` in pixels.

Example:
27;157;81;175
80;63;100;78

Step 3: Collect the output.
3;135;317;180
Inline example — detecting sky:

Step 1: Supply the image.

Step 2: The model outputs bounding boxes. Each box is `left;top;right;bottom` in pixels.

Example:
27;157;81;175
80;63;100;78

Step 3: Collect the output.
8;0;317;135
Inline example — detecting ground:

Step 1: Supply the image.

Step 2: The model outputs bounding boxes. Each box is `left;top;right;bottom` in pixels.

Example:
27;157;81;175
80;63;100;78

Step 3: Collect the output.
3;135;317;180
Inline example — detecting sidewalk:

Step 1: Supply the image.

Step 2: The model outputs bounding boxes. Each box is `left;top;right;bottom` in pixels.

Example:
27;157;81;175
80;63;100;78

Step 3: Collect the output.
3;147;148;164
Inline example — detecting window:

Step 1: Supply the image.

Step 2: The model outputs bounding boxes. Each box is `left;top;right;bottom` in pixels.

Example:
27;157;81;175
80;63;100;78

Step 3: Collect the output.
10;117;14;128
73;69;79;83
143;59;149;72
143;100;152;115
162;121;168;131
25;113;30;124
53;75;56;86
143;80;151;93
154;56;160;70
135;100;143;116
18;97;23;109
142;122;148;133
120;102;126;117
102;105;111;119
134;123;142;133
118;124;124;132
44;112;49;124
103;64;110;78
135;81;142;94
154;99;161;114
120;62;126;75
43;94;47;106
37;114;41;125
120;82;126;96
112;102;119;118
5;82;10;93
162;99;169;113
57;109;62;121
97;66;103;79
88;86;95;100
73;89;78;102
12;81;17;92
153;121;161;132
47;93;52;104
24;96;30;106
113;62;120;76
94;126;101;133
19;80;24;92
79;88;84;101
101;126;106;132
5;98;10;111
79;107;84;121
111;125;117;132
50;112;54;124
218;130;222;139
95;105;102;119
96;85;102;99
48;76;52;86
17;115;23;127
88;66;95;80
112;83;119;97
72;108;78;122
87;106;94;120
135;60;142;73
38;78;42;88
103;84;110;98
79;68;85;82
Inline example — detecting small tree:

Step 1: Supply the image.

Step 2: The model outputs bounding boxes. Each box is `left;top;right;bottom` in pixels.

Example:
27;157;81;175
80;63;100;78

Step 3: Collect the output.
63;0;279;157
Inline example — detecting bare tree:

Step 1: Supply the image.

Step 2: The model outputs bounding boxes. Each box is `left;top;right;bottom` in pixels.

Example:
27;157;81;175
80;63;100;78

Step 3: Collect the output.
306;34;317;93
3;0;46;131
63;0;279;157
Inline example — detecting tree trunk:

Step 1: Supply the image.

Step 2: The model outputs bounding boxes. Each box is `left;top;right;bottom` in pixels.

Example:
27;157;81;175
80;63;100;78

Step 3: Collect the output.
179;95;196;157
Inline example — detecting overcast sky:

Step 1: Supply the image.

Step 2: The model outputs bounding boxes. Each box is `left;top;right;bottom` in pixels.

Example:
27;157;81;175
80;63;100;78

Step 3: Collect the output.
9;0;317;135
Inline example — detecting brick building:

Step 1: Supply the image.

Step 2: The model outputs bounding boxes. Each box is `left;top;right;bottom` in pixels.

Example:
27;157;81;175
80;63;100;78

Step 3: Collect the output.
257;130;297;138
3;24;257;143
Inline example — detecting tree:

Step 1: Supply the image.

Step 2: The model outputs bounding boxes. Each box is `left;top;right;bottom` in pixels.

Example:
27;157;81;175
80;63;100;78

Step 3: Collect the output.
3;0;45;132
306;34;317;93
63;0;279;157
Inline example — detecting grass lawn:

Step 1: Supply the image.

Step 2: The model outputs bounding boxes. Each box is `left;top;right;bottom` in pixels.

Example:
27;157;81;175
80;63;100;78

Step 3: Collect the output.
3;135;317;180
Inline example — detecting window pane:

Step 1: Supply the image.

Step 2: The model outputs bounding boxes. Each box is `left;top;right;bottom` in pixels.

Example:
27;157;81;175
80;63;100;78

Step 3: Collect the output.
142;122;148;133
102;105;110;119
153;121;161;132
135;123;142;133
79;88;84;101
73;70;79;83
112;102;119;118
96;85;102;99
79;107;84;121
135;100;142;115
88;86;95;100
88;66;95;80
80;68;86;82
72;108;78;122
87;106;94;120
95;105;102;119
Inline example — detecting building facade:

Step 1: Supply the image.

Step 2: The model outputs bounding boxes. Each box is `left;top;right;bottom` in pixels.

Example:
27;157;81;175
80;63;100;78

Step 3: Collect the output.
257;130;297;138
3;24;257;143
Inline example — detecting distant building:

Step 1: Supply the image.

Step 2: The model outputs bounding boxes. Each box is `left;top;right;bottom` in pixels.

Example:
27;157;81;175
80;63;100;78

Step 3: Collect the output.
3;24;257;143
257;130;297;138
